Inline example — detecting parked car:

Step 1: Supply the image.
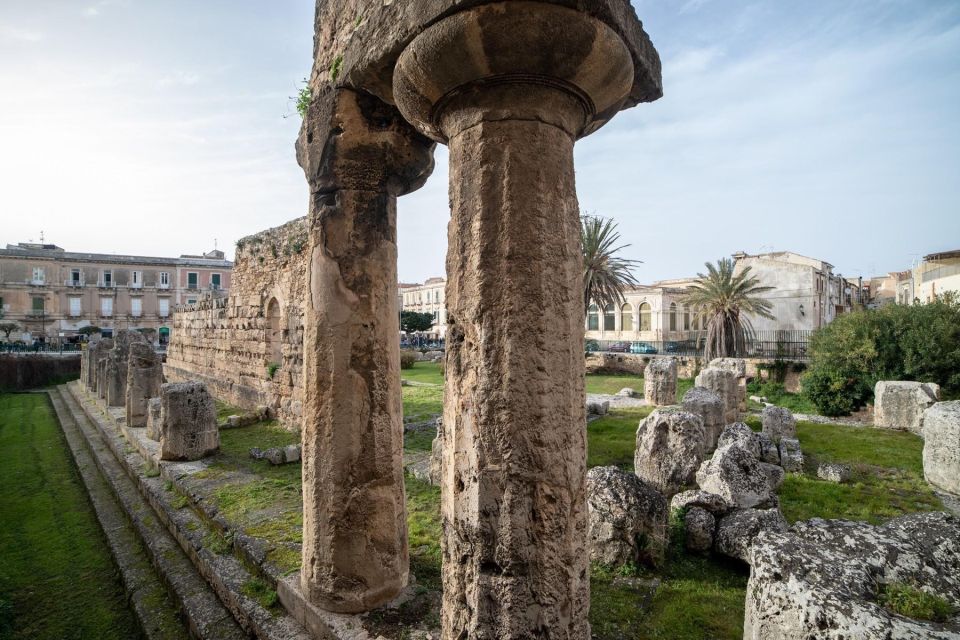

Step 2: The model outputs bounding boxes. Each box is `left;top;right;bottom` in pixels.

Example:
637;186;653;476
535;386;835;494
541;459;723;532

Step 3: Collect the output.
585;340;600;352
607;341;632;353
630;342;658;354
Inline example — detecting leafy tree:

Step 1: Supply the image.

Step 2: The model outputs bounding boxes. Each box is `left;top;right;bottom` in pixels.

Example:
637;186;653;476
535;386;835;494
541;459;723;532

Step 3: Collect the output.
682;258;775;361
803;294;960;415
400;311;435;333
581;215;641;312
0;322;19;340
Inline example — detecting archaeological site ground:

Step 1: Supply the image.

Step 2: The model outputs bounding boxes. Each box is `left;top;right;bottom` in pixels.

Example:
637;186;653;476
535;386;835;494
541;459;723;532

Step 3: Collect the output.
1;2;959;640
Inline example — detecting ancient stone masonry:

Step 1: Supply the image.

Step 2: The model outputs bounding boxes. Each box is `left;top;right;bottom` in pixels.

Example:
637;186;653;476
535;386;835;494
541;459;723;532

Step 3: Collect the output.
157;381;219;461
923;401;960;496
95;338;114;400
644;357;677;405
106;330;148;408
164;217;308;428
126;342;162;428
874;380;940;435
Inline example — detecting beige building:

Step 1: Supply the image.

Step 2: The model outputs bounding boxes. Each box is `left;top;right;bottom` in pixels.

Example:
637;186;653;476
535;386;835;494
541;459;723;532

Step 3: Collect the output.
0;242;232;343
913;250;960;303
399;276;447;338
584;279;706;346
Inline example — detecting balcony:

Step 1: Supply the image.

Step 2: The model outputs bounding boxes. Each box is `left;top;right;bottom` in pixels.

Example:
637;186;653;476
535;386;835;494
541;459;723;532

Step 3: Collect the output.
98;282;115;289
64;280;84;288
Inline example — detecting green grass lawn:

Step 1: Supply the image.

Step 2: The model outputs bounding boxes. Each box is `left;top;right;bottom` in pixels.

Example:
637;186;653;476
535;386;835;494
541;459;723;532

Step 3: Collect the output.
587;408;652;469
746;382;818;414
0;393;141;640
402;385;444;423
400;361;444;386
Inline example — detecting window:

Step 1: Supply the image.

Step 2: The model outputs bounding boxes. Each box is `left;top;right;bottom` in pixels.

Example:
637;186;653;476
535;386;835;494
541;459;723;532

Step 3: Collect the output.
69;297;82;317
211;273;222;290
159;272;170;288
100;297;113;317
603;304;616;331
32;297;45;314
187;298;197;305
131;270;142;288
70;268;82;286
32;267;45;284
684;307;691;331
669;302;678;331
620;304;633;332
587;304;599;331
187;272;198;290
158;298;170;317
131;298;142;317
102;270;113;287
639;302;652;332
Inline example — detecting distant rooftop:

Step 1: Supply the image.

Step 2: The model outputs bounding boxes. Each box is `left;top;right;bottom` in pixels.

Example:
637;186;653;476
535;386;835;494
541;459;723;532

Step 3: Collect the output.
0;242;233;268
924;249;960;262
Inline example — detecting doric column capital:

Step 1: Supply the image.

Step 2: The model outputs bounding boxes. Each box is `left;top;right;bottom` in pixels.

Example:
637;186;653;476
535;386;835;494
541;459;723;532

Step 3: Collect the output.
393;1;635;142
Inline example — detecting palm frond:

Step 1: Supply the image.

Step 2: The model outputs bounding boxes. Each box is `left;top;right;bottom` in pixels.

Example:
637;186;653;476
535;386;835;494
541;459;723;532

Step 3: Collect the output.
582;214;641;312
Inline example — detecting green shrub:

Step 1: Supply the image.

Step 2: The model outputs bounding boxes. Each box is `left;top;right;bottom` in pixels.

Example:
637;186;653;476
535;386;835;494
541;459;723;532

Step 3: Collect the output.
400;351;417;370
802;295;960;415
877;582;954;622
266;362;280;379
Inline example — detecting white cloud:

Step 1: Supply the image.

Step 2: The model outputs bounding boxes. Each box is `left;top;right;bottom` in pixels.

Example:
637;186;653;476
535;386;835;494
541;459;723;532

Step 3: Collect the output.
158;70;201;88
0;25;43;43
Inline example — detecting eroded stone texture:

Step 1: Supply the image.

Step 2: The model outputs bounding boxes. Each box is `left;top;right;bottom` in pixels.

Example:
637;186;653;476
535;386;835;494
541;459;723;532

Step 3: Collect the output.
923;401;960;496
715;507;788;563
634;407;706;497
296;85;434;613
146;398;162;441
745;512;960;639
681;386;724;452
757;432;780;465
644;357;677;406
82;336;100;389
761;405;796;444
158;382;218;461
874;380;940;434
684;506;715;553
716;422;761;459
696;443;773;509
670;489;732;517
817;462;852;484
708;357;747;412
95;338;114;400
587;466;668;568
779;437;804;473
694;367;739;424
126;342;162;428
106;330;148;408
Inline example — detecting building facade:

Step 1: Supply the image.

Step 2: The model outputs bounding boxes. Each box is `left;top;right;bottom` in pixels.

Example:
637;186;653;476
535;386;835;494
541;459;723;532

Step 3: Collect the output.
0;242;232;343
583;279;707;344
913;250;960;303
399;276;447;338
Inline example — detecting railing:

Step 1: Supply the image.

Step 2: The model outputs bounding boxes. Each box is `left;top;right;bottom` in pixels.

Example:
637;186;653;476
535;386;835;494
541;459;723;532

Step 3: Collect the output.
0;343;83;353
586;330;812;361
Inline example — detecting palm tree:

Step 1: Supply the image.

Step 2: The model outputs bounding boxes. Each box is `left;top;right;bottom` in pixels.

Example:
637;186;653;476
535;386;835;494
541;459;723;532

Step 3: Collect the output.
581;215;641;313
682;258;775;361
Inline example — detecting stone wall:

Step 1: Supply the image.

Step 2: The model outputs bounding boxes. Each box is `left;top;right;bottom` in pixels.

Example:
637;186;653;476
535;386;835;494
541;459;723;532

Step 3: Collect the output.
164;218;308;429
0;353;81;391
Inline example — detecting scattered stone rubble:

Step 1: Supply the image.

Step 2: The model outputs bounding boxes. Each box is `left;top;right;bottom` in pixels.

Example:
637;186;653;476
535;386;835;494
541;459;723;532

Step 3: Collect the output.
587;466;668;568
634;407;706;497
817;462;852;483
761;405;796;443
250;445;302;466
695;366;740;425
681;386;725;452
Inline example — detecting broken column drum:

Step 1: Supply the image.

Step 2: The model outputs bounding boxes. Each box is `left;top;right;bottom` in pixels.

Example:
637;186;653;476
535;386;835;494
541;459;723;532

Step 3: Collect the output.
394;4;652;637
126;342;162;428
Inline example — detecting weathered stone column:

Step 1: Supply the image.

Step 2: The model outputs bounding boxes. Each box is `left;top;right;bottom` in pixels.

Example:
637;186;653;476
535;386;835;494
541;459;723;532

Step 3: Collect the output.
126;342;162;427
297;88;434;613
394;4;638;637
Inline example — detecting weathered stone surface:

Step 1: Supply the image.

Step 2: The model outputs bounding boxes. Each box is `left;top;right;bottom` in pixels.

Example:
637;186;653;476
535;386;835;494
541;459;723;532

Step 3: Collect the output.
716;422;761;459
95;338;113;400
708;357;748;412
760;462;785;491
617;387;638;398
817;462;852;483
757;432;781;465
644;357;677;406
684;506;715;553
158;382;218;461
779;437;804;473
670;489;732;516
681;386;725;452
587;466;669;568
923;401;960;496
696;443;773;509
126;342;162;428
106;329;148;408
82;336;101;389
145;398;162;441
634;407;706;497
587;400;611;416
715;507;787;562
745;512;960;639
694;367;739;424
761;405;797;444
874;380;940;435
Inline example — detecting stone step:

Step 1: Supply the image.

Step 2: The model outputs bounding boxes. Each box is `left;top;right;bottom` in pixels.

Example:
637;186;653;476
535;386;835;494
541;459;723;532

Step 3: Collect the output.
47;388;192;640
62;382;314;640
54;385;250;640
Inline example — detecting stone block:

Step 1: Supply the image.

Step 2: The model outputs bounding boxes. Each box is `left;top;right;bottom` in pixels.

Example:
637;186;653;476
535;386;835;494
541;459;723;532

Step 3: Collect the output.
694;367;739;424
643;357;677;406
761;405;796;444
874;380;939;434
145;398;162;441
158;382;218;461
126;342;162;428
681;386;724;452
634;407;705;497
922;401;960;495
587;466;668;568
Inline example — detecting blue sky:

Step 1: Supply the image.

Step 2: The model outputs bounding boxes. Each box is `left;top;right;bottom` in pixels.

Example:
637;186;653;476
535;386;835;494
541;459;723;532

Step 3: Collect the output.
1;1;958;283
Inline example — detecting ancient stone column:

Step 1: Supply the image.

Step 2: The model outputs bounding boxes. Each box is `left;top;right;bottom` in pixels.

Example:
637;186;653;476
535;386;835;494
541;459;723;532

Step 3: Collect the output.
84;337;100;390
126;342;162;427
644;357;678;406
158;381;218;461
107;330;148;408
96;338;113;399
394;4;637;636
296;88;434;612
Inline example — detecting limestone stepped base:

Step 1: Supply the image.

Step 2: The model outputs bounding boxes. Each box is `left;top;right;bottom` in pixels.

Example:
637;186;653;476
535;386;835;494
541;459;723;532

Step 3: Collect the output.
65;381;426;640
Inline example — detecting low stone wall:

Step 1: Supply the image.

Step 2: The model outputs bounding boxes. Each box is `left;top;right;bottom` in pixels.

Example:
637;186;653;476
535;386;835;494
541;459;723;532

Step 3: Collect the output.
586;353;702;379
0;353;81;391
164;218;307;429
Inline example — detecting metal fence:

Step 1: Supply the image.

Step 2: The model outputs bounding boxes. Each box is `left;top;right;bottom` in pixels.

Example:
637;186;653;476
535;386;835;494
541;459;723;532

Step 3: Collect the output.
586;330;813;361
0;343;84;354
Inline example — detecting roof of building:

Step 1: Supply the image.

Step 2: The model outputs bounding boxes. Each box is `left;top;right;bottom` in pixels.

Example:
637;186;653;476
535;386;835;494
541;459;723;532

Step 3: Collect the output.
924;249;960;262
733;250;833;271
0;243;233;268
